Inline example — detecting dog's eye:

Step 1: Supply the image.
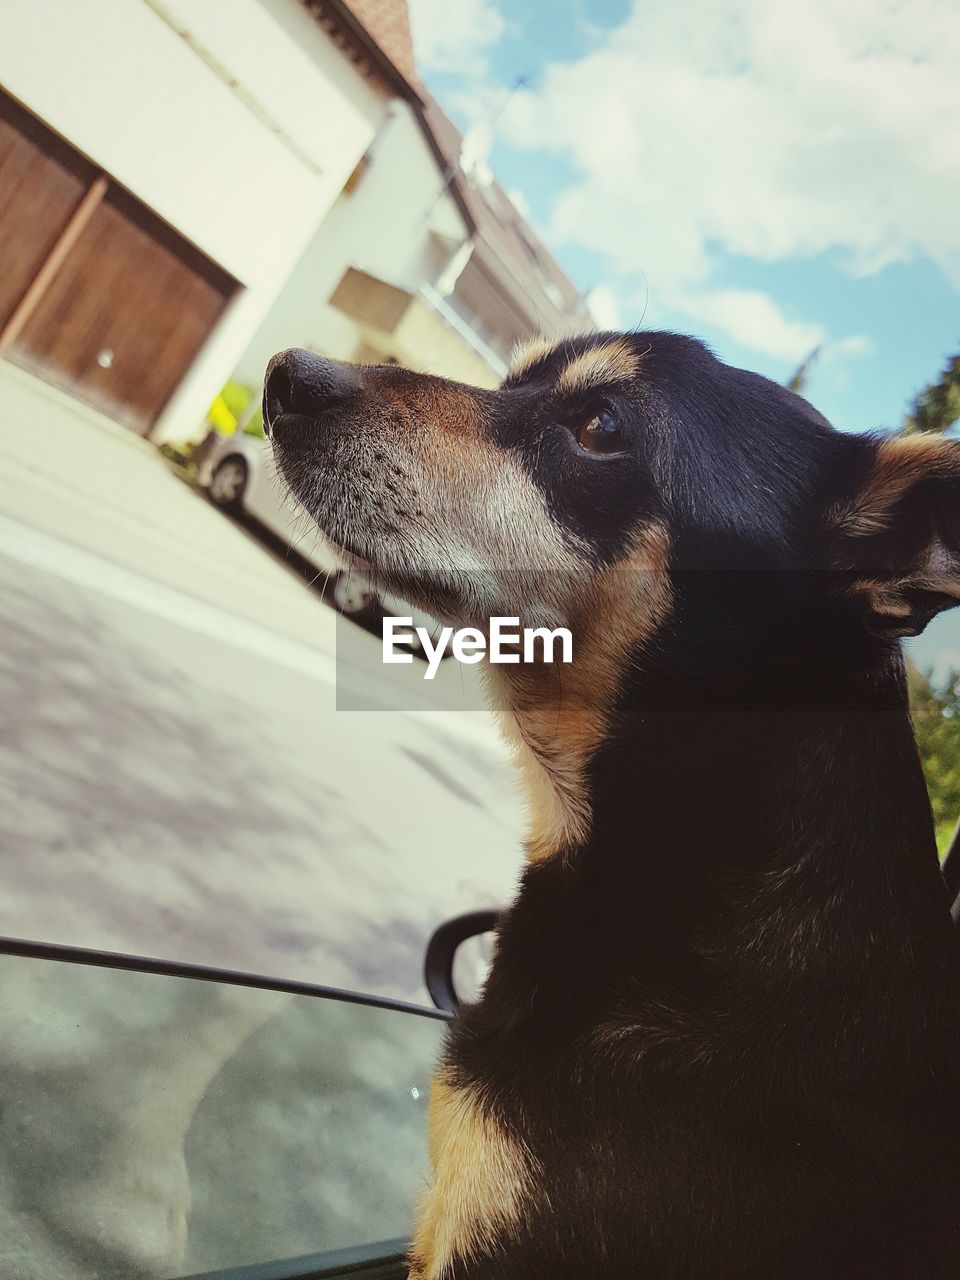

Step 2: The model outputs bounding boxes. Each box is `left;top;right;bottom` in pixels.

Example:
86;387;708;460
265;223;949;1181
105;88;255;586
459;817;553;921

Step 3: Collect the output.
575;408;626;456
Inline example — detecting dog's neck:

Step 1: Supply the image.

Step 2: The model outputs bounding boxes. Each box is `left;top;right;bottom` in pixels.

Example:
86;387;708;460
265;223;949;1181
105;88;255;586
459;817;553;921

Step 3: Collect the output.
486;604;957;1066
485;536;674;863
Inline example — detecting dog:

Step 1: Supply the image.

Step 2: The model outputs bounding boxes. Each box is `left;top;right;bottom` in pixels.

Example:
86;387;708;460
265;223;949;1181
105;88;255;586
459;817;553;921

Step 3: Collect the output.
263;332;960;1279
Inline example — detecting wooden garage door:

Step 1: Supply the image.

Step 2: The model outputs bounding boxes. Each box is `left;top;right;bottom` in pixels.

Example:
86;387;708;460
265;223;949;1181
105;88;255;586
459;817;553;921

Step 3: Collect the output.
0;91;236;434
0;95;94;329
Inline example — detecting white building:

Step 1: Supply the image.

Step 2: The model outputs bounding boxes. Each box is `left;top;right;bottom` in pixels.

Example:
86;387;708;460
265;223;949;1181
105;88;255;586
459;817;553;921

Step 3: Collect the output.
234;77;592;399
0;0;420;441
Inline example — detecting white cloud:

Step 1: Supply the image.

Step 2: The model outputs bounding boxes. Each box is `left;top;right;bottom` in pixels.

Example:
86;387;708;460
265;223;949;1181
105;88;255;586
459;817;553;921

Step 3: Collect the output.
668;290;873;364
502;0;960;351
827;334;874;360
585;284;623;330
673;289;825;362
408;0;506;77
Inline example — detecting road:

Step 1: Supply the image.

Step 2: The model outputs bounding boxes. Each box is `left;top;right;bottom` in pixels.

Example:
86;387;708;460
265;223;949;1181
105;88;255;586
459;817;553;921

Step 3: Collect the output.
0;363;524;1003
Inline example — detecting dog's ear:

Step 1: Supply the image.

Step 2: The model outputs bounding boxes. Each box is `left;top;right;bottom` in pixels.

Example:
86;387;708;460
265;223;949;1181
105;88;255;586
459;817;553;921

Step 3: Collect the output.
831;435;960;638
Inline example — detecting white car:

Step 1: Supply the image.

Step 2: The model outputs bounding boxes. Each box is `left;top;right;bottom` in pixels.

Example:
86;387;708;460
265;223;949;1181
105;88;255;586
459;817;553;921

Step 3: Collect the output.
199;430;382;617
198;431;440;648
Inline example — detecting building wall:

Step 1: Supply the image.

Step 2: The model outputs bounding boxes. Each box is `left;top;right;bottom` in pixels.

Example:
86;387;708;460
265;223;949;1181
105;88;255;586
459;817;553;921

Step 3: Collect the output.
0;0;389;442
233;97;472;388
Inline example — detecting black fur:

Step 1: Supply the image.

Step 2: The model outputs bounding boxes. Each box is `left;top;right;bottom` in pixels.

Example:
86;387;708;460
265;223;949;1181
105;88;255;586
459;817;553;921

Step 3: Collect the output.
268;332;960;1278
446;334;960;1277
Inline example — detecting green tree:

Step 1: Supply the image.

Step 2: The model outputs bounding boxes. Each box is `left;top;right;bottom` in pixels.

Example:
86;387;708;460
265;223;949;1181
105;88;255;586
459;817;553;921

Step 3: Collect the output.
903;350;960;435
908;663;960;856
902;354;960;859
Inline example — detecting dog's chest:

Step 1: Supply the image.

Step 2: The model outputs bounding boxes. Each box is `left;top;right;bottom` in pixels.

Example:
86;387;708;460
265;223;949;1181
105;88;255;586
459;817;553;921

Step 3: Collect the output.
423;1017;960;1280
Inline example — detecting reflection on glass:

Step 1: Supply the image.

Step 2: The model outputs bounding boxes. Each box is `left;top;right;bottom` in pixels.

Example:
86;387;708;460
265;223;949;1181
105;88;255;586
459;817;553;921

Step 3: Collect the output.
0;954;443;1279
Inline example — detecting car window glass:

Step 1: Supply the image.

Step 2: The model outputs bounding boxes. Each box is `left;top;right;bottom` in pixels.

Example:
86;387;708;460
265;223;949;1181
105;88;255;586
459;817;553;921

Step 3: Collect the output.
0;953;444;1279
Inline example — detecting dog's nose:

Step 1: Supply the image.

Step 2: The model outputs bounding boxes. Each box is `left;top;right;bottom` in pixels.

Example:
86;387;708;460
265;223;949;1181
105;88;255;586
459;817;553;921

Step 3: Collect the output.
262;348;360;437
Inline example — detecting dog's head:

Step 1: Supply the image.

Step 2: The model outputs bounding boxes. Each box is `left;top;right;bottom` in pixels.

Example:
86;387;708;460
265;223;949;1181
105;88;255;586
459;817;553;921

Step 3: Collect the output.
264;334;960;852
265;332;960;646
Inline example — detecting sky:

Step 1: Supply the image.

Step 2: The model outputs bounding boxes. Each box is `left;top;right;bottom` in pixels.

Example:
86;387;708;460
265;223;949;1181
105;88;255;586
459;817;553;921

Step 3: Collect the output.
406;0;960;677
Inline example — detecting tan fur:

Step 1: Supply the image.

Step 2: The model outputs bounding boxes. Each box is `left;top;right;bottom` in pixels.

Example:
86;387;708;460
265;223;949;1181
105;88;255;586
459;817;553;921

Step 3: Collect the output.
508;334;557;380
832;436;960;630
557;339;641;395
410;1070;537;1279
489;522;672;864
834;435;959;537
848;568;960;635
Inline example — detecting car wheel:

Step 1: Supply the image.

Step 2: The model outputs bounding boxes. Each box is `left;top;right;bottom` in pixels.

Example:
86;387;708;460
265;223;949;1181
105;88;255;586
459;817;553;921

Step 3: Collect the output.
208;455;249;511
331;572;377;617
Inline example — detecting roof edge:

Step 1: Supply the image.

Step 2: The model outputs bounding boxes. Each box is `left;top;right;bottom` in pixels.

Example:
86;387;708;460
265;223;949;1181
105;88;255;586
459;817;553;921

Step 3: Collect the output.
408;101;478;238
304;0;424;106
